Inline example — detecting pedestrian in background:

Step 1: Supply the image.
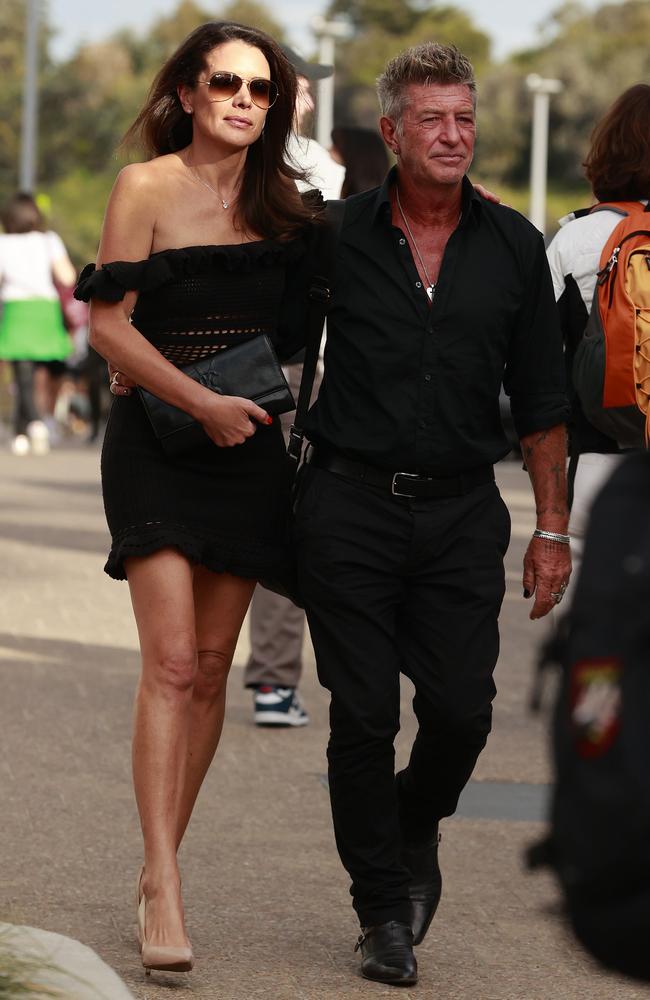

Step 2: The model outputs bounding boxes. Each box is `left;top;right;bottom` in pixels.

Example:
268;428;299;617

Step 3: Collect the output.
287;42;571;986
75;22;318;976
330;125;390;197
546;83;650;604
0;192;75;456
243;46;345;728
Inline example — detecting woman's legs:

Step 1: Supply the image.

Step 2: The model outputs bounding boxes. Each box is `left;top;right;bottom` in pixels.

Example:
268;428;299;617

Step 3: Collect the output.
175;567;256;847
11;361;39;435
127;549;255;948
128;548;197;949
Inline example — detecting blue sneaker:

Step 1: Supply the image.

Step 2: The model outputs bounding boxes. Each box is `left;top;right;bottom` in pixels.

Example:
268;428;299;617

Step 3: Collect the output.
253;685;309;727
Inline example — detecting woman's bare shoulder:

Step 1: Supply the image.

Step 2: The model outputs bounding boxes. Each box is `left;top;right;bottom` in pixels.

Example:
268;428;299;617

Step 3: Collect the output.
114;154;183;193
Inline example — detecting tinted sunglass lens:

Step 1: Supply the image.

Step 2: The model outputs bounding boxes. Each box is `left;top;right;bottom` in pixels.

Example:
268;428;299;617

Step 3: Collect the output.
206;73;277;108
208;72;238;98
250;79;278;108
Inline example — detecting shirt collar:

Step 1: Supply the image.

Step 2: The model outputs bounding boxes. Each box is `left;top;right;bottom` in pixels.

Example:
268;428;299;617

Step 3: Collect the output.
372;165;483;228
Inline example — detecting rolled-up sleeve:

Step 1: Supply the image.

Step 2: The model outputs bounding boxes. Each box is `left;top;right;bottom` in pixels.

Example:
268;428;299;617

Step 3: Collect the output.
503;232;570;439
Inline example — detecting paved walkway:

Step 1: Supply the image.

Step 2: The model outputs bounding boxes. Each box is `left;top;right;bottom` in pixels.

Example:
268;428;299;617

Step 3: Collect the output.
0;442;644;999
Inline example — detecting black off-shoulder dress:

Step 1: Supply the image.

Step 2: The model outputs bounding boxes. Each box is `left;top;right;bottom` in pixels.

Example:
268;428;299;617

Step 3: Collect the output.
75;239;303;581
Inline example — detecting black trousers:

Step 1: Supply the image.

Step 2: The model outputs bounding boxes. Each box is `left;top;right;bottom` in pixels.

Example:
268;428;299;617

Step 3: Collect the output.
11;360;40;435
294;465;511;926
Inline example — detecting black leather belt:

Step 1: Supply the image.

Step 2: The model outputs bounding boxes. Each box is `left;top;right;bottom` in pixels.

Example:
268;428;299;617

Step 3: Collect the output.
309;448;494;499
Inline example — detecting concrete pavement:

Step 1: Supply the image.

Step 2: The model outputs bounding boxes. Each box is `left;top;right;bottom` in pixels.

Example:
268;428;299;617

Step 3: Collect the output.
0;442;645;999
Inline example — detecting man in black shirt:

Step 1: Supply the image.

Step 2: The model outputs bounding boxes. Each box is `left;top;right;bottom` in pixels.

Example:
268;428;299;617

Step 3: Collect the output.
293;43;571;986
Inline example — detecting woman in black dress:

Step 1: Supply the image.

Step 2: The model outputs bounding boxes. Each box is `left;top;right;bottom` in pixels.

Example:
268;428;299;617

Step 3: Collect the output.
75;23;313;974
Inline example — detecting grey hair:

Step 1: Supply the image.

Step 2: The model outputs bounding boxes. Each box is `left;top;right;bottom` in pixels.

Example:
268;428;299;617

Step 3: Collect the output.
377;43;477;130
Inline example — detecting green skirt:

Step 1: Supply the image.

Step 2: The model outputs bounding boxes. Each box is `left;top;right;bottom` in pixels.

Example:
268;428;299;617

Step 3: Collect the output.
0;298;72;361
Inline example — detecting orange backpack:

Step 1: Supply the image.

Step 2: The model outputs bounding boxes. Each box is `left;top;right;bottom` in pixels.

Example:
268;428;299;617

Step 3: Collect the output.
573;202;650;448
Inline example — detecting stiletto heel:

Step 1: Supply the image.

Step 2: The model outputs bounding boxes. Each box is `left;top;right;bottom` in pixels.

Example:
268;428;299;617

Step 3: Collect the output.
135;869;194;974
135;866;145;951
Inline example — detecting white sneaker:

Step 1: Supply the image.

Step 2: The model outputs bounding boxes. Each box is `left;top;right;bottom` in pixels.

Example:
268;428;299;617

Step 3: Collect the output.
10;434;30;456
26;420;50;456
253;686;310;727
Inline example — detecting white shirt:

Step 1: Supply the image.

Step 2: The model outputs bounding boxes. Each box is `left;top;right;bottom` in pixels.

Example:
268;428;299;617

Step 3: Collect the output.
287;133;345;201
0;230;67;302
284;134;345;373
546;204;647;308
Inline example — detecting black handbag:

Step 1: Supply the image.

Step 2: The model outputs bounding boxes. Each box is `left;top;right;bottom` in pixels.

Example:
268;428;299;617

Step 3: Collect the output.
258;198;346;606
138;333;295;457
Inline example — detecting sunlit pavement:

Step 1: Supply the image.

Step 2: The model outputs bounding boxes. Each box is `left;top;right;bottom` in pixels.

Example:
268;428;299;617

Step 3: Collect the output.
0;442;643;1000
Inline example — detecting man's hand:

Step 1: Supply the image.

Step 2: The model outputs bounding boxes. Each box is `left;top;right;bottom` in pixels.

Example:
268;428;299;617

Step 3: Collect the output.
519;424;571;620
522;535;572;619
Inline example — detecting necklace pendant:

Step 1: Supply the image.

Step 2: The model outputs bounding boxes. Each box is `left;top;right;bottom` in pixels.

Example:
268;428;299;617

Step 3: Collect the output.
222;199;229;210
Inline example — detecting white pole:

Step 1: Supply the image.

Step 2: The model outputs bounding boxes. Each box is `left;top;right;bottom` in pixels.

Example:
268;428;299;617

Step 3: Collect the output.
20;0;39;191
316;34;335;149
526;74;563;235
310;16;352;149
529;90;550;233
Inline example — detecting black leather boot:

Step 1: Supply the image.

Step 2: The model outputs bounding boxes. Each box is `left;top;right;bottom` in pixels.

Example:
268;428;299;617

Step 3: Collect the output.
354;920;418;986
403;823;442;945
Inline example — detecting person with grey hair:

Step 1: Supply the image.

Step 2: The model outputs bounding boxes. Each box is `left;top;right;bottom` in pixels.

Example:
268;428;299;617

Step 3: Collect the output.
285;41;571;985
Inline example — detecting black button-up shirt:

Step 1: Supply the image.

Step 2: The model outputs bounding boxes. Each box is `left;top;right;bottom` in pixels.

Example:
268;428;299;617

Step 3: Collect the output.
286;169;568;474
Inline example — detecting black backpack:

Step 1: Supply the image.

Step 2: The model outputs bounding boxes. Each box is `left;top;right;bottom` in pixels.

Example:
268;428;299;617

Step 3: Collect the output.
529;452;650;982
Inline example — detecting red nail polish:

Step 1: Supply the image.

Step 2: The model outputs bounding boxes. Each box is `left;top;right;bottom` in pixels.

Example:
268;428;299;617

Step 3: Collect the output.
265;416;273;425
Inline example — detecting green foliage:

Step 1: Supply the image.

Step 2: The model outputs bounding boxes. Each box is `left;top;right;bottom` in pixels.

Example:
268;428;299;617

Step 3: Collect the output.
220;0;286;39
45;169;119;267
329;0;419;35
477;0;650;187
0;0;288;265
1;0;648;264
329;0;491;125
139;0;212;73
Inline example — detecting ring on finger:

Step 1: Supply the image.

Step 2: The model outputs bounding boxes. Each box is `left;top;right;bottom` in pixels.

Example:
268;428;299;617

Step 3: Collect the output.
550;582;568;604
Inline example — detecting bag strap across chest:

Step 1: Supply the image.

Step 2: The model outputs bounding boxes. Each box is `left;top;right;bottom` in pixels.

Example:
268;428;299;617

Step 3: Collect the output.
287;199;346;464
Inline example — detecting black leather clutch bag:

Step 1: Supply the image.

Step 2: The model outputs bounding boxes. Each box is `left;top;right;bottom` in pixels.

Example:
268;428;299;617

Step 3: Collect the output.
138;334;295;457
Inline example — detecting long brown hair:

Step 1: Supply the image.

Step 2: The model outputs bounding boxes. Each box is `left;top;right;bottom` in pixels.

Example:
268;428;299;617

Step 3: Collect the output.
584;84;650;202
123;22;315;239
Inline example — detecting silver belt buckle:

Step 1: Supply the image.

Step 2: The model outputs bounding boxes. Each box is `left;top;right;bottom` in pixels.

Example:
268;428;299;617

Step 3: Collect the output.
391;472;422;498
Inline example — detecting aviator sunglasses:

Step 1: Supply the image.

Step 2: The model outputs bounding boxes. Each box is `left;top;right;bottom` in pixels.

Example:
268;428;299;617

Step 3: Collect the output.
198;72;279;110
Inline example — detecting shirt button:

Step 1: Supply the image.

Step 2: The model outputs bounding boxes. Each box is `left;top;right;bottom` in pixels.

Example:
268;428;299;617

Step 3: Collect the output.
415;281;422;288
424;374;431;382
399;238;406;245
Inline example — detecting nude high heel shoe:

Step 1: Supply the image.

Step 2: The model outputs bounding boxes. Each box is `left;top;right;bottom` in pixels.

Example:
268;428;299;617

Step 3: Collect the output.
135;867;194;974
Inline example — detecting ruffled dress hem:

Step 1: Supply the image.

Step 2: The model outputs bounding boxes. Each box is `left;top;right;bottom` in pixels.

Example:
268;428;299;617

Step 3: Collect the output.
104;520;288;582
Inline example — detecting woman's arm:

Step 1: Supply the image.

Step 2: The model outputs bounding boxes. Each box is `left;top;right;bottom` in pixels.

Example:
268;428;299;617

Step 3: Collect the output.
90;165;270;446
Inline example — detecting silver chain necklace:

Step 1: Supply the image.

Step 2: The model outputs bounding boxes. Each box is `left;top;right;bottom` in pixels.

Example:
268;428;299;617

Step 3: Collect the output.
395;187;436;301
187;161;235;210
396;188;462;303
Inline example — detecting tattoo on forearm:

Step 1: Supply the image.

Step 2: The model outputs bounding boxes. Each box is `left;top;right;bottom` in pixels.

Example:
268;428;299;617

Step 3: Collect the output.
551;461;563;489
524;430;550;461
